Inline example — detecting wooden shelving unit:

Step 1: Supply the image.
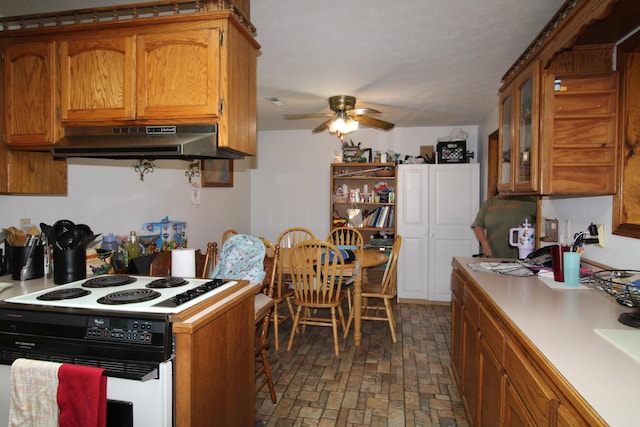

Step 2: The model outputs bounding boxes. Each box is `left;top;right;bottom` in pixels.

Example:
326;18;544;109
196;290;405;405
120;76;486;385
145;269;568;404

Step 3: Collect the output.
330;162;396;247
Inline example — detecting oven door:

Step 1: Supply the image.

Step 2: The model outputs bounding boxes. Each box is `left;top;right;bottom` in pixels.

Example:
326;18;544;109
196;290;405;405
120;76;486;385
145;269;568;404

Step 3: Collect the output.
0;360;173;427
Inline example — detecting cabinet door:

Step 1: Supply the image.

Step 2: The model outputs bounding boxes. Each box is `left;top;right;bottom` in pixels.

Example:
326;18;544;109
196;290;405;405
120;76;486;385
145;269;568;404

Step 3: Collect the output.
137;28;220;119
477;336;506;427
504;381;536;427
498;93;513;193
4;42;56;145
461;287;480;422
450;270;465;384
504;339;558;426
60;36;135;122
499;61;540;194
513;61;540;192
397;165;428;299
427;164;479;301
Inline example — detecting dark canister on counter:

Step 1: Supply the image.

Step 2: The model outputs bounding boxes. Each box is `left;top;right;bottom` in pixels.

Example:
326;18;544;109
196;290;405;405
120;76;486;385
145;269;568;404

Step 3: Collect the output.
9;244;45;280
53;247;86;284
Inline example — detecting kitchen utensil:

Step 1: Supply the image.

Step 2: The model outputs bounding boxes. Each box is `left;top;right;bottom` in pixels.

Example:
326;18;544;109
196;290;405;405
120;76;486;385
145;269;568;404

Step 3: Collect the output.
40;223;56;245
76;233;101;249
56;230;75;250
19;236;40;281
53;219;75;240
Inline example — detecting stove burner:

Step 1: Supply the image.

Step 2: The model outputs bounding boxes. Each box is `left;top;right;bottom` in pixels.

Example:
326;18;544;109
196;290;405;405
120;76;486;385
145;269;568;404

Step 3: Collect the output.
37;288;92;301
146;277;189;288
97;289;161;305
83;275;137;288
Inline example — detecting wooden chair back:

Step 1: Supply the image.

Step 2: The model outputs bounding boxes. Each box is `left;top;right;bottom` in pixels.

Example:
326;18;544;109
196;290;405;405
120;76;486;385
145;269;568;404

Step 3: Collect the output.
254;244;279;403
289;239;346;307
259;237;276;258
379;236;402;297
326;227;364;265
221;229;238;245
275;227;316;300
276;227;315;248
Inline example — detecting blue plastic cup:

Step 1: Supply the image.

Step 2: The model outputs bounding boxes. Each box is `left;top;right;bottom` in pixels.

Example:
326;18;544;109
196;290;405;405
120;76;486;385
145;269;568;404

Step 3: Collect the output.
563;252;580;287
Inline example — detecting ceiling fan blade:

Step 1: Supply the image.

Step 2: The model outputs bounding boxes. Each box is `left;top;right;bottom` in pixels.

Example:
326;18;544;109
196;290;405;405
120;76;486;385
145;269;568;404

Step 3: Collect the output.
312;119;333;134
283;113;334;120
352;108;382;115
354;115;395;131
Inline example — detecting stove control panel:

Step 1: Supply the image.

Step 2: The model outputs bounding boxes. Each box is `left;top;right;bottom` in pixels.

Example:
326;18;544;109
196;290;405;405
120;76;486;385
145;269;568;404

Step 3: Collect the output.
85;316;165;345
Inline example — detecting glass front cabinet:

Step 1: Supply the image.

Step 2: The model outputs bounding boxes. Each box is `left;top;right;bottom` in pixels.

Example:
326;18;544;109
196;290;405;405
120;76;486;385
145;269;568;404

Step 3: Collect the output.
498;61;540;194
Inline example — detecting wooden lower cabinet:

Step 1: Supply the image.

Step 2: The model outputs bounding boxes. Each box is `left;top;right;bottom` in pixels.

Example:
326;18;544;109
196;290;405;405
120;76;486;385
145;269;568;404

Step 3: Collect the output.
451;266;604;426
477;336;505;426
504;340;558;426
504;380;536;427
461;284;479;421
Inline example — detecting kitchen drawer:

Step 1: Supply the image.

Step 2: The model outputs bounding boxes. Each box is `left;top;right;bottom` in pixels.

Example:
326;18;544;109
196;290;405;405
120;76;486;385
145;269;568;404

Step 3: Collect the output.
478;305;506;362
558;74;617;92
553;117;615;146
554;93;615;115
504;339;558;426
451;269;465;300
463;285;479;325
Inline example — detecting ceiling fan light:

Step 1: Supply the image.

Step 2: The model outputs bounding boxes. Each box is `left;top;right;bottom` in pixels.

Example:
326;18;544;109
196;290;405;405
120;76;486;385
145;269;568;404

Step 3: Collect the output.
329;114;358;135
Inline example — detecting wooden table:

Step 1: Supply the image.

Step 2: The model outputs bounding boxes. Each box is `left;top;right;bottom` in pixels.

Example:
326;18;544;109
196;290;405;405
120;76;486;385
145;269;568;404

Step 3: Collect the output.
280;247;388;347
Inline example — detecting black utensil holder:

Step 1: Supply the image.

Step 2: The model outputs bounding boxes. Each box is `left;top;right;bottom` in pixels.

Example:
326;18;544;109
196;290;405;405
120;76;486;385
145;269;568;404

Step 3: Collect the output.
9;244;45;280
53;247;86;284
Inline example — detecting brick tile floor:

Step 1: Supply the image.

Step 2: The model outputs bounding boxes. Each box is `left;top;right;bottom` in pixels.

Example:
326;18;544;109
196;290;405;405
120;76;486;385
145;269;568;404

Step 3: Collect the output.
255;298;469;427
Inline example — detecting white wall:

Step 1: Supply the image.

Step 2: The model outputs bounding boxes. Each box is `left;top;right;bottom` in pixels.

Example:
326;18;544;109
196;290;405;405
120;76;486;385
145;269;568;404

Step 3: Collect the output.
250;125;478;243
541;196;640;269
0;157;253;253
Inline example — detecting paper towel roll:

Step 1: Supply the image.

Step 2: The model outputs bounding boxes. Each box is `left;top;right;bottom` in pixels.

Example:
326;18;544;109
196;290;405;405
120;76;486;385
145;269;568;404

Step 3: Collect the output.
171;249;196;278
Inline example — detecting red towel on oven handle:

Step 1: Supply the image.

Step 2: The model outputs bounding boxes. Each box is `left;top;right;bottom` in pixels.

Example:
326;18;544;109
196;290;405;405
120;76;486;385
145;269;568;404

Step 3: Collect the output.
57;364;107;427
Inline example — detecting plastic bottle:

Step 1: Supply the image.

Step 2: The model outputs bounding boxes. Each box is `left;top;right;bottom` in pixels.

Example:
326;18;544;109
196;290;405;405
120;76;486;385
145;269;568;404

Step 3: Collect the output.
124;231;140;265
102;233;125;270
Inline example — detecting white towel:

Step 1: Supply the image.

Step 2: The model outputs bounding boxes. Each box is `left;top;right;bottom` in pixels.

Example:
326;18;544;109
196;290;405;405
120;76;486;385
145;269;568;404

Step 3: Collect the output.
9;358;62;427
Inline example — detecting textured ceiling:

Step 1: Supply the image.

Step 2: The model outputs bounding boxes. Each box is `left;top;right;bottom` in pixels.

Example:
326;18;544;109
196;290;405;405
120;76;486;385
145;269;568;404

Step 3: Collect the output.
0;0;565;132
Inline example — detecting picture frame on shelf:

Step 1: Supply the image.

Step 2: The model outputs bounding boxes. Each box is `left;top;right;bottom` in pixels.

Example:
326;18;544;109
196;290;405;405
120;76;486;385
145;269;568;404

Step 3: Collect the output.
202;159;233;187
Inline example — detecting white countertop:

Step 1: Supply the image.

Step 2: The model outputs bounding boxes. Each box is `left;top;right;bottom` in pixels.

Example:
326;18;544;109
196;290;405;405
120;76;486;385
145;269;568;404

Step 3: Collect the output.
0;274;57;300
455;258;640;427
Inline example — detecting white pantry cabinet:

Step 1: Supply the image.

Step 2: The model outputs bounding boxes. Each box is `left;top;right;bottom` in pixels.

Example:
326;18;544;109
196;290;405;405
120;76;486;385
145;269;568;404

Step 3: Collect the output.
397;164;479;301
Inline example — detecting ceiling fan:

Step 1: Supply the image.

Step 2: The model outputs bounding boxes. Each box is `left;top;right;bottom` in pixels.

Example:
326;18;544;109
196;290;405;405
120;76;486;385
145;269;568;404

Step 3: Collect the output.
283;95;395;135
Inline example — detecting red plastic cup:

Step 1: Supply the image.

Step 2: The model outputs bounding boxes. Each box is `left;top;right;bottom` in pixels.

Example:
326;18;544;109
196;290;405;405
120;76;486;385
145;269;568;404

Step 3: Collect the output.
551;245;570;282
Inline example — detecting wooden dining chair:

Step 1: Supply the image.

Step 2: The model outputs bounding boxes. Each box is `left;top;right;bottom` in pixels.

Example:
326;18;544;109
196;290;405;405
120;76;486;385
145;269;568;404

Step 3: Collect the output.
345;236;402;343
272;227;316;350
287;239;347;356
221;229;238;245
255;244;279;403
326;227;364;311
259;237;276;257
200;242;218;278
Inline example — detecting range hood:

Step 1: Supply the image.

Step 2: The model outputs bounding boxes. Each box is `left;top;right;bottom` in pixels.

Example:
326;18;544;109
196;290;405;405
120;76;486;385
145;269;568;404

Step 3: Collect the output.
52;124;243;160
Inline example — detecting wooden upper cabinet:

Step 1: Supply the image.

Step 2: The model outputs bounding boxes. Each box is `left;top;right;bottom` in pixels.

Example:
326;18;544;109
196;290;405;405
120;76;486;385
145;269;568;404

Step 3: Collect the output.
137;28;220;119
60;27;221;123
3;42;56;146
60;36;135;122
498;61;540;194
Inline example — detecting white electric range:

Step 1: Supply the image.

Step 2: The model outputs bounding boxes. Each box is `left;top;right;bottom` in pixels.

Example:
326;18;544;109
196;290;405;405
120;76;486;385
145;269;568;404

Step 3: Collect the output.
3;274;237;314
0;274;237;427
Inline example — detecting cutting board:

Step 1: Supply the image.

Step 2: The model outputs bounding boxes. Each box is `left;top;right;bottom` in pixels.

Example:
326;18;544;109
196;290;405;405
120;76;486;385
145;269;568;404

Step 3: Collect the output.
594;328;640;364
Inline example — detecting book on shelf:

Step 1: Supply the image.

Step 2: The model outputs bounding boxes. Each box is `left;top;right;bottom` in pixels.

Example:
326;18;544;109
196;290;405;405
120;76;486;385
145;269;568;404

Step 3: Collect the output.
376;206;389;228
